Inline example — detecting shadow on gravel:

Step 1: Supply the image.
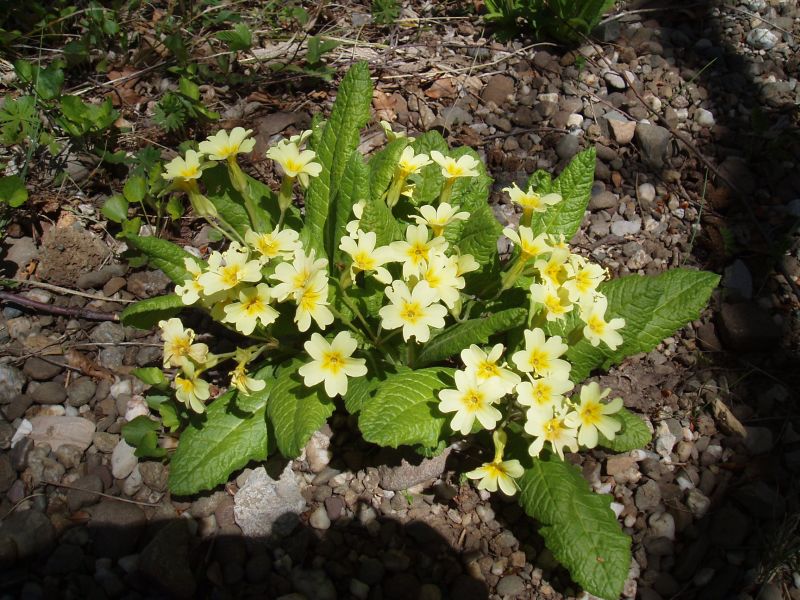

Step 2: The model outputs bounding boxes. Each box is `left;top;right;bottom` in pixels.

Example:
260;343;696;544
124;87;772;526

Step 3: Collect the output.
0;506;489;599
634;1;799;598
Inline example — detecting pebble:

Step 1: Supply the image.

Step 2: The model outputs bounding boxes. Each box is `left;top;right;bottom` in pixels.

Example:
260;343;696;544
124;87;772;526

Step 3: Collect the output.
29;416;95;451
496;574;526;597
635;123;671;169
0;365;26;403
234;464;306;537
139;461;168;491
589;191;618;211
555;134;580;160
743;425;773;455
637;183;656;205
746;28;778;50
350;578;370;600
610;218;642;237
91;321;126;344
139;520;196;597
648;511;676;541
54;443;83;469
686;488;711;518
0;454;14;492
695;108;715;127
23;357;63;381
604;71;627;90
635;479;662;511
30;381;67;405
67;474;104;511
93;432;119;453
67;377;97;407
309;505;331;530
111;439;138;479
609;119;636;145
0;509;56;561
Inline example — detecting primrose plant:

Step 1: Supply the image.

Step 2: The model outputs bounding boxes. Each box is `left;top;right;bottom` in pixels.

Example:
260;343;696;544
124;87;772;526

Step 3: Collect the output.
120;63;718;599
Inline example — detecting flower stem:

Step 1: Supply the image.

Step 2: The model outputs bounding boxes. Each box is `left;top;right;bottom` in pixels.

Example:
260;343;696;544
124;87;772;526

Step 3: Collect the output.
228;157;265;232
406;340;416;368
336;283;378;345
439;179;454;205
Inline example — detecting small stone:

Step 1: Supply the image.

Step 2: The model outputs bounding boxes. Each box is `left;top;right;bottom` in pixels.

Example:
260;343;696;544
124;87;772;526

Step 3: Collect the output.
122;465;143;495
722;260;753;300
693;567;715;587
378;447;451;491
607;455;640;484
589;191;618;211
604;71;626;90
350;578;370;600
695;108;715;127
481;74;515;106
127;270;171;298
305;431;331;474
635;479;662;511
291;567;337;600
234;464;306;537
67;474;103;511
496;574;526;597
139;461;168;492
0;509;55;560
718;302;781;351
23;357;63;381
736;481;785;519
648;511;676;541
88;501;146;558
30;381;67;405
29;416;95;451
0;421;12;450
611;219;642;237
609;119;636;144
309;505;331;530
93;432;119;453
138;520;196;598
686;489;711;518
90;321;125;344
746;28;778;50
555;134;580;160
0;366;26;404
2;394;32;421
638;183;656;205
67;377;96;407
324;496;345;520
358;557;385;585
111;440;138;479
75;264;126;290
54;443;83;469
743;426;773;455
0;454;14;492
635;123;671;169
44;543;84;575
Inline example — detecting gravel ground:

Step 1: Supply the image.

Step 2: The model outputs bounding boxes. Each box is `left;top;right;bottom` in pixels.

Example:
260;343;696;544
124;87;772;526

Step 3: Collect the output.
1;1;799;599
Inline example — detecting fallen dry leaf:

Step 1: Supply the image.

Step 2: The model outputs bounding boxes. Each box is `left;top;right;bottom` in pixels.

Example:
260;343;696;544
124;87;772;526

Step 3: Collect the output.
425;77;458;100
372;90;397;122
66;349;115;381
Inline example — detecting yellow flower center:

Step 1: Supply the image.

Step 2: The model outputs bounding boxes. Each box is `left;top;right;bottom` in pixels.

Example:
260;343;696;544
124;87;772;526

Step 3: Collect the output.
483;462;504;477
579;401;602;425
476;360;500;379
257;236;280;257
575;270;593;292
179;166;199;179
446;164;464;177
545;262;563;283
220;264;244;288
588;315;606;335
321;350;345;374
528;349;550;373
545;294;565;315
243;295;265;316
176;376;196;394
519;193;542;210
292;268;311;291
543;417;564;441
424;269;441;288
353;251;375;271
532;382;551;404
464;390;484;410
299;286;322;311
409;243;429;263
400;301;423;324
285;158;303;173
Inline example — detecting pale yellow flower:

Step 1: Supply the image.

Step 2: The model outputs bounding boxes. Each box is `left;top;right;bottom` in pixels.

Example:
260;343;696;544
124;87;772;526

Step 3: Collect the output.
298;331;368;397
175;364;211;413
266;141;322;187
197;244;263;296
429;150;480;179
229;348;267;396
580;295;625;350
223;283;279;335
270;248;328;302
511;328;571;379
412;203;469;237
515;375;574;412
525;405;579;459
438;369;504;435
504;182;562;213
452;253;479;276
380;120;407;142
159;318;209;369
245;227;301;262
198;127;256;161
378;280;446;343
397;146;431;177
162;150;206;184
294;271;334;332
418;253;465;309
175;257;205;306
339;230;394;284
530;281;573;321
345;201;366;237
388;224;448;278
460;343;520;395
466;459;524;495
535;247;571;287
502;226;552;259
563;257;606;305
564;382;623;448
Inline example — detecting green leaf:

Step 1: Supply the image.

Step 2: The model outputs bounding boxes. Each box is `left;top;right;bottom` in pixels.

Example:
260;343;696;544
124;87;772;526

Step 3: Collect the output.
123;235;197;284
343;361;402;414
598;408;652;452
529;147;596;240
14;60;64;100
410;131;449;205
368;137;408;203
169;388;272;495
0;175;28;207
215;23;252;51
517;453;631;599
121;416;166;458
359;367;455;449
416;308;526;367
567;269;720;381
302;62;373;260
359;192;403;247
267;360;335;458
0;96;38;145
101;194;128;223
329;152;369;265
132;367;167;388
123;176;147;204
202;164;253;235
120;294;184;329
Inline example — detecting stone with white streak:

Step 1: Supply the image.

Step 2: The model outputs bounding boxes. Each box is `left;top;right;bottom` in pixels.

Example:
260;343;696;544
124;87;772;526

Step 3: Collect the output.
29;416;96;452
234;464;306;537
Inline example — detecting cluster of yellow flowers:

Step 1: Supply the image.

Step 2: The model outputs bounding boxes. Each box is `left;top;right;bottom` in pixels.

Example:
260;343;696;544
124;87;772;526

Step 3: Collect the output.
156;125;627;495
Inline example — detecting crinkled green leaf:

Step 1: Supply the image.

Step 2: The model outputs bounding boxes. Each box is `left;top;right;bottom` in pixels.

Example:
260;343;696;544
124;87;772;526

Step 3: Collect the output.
416;308;527;367
123;235;196;284
598;408;652;452
120;294;184;329
202;164;253;235
169;387;272;495
359;367;455;449
267;359;335;458
360;191;402;247
329;152;369;265
529;147;596;240
302;62;372;259
567;268;720;381
518;453;631;599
